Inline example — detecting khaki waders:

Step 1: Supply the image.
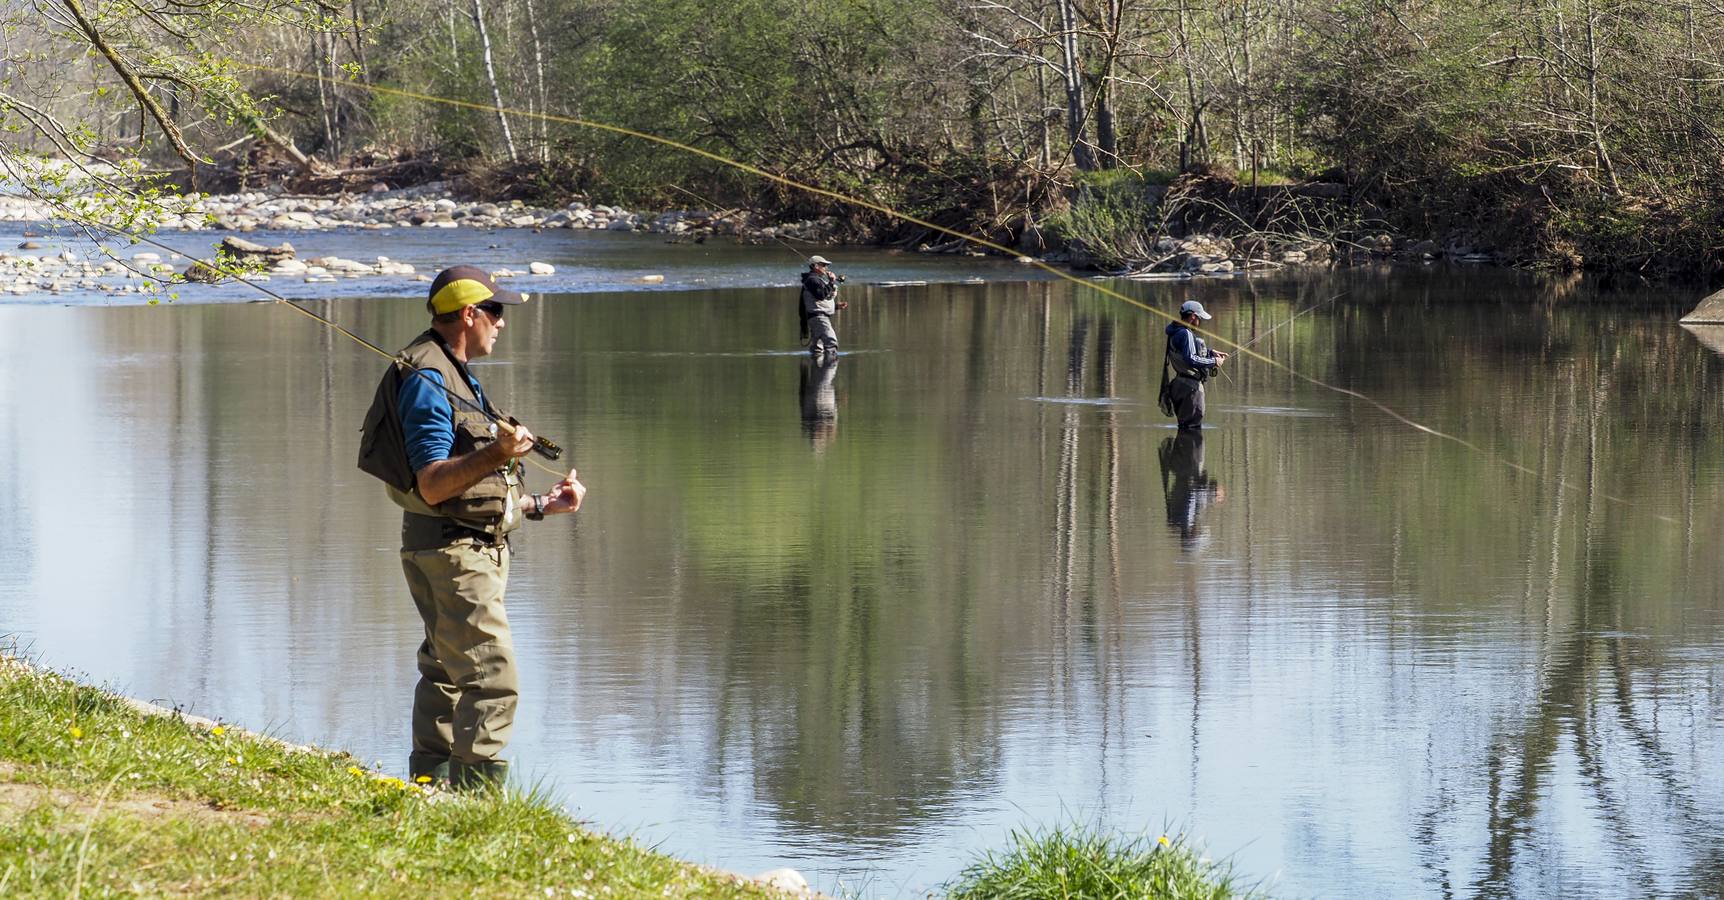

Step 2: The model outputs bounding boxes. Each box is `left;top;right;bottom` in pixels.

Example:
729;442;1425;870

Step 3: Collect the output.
401;537;517;773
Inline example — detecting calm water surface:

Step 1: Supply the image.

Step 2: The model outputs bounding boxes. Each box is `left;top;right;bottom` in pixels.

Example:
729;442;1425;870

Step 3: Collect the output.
2;261;1721;898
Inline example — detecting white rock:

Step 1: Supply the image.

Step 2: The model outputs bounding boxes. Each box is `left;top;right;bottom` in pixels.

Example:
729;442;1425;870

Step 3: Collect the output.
528;262;554;275
755;868;809;895
132;252;161;262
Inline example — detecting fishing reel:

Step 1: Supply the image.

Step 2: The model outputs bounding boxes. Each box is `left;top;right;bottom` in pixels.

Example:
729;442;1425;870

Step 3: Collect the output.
503;415;564;461
532;435;564;461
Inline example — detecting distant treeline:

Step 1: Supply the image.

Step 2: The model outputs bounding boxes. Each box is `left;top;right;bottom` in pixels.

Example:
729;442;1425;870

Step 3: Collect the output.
9;1;1724;273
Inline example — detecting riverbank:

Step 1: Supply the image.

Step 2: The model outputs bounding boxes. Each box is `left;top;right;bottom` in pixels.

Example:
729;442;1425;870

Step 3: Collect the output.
0;653;1252;898
0;654;783;897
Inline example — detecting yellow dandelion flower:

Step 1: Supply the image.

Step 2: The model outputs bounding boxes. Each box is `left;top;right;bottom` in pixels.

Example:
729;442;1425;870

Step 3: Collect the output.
226;756;237;765
415;775;433;784
211;726;226;736
1158;835;1171;847
347;765;365;777
68;726;83;740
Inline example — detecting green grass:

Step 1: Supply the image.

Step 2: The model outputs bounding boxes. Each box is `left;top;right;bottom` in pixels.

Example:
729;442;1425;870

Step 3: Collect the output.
0;655;767;898
947;824;1261;900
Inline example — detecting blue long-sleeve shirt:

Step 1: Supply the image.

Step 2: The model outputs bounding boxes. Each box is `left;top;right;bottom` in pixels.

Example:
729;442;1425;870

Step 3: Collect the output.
396;367;489;474
1166;323;1219;376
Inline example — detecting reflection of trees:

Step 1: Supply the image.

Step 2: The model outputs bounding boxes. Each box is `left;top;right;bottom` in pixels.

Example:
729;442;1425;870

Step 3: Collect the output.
1466;349;1724;898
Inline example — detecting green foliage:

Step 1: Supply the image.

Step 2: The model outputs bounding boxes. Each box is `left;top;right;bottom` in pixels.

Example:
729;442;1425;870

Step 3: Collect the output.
947;825;1260;900
1044;173;1162;267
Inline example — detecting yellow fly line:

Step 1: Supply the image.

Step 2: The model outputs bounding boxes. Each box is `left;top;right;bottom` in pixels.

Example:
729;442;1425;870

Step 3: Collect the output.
23;60;1673;522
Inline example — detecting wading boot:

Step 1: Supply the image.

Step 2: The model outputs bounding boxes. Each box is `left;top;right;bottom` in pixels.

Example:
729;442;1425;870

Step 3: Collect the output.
408;751;451;788
450;758;510;792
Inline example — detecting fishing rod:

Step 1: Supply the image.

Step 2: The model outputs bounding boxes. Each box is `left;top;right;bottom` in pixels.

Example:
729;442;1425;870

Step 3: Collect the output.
22;194;568;477
1214;290;1346;385
1237;290;1349;351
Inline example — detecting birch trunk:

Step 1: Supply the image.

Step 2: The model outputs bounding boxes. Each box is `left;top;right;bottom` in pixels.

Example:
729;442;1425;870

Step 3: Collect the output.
524;0;550;163
471;0;519;163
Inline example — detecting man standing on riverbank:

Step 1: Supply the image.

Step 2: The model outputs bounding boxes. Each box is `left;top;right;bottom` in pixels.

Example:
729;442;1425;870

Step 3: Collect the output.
358;265;585;790
1160;299;1227;430
800;255;847;356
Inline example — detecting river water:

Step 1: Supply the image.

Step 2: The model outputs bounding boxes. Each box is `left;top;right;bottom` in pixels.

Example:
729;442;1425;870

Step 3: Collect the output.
1;232;1720;898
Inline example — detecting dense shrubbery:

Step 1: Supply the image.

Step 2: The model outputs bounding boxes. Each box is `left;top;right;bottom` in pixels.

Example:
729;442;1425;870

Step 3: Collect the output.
10;0;1724;273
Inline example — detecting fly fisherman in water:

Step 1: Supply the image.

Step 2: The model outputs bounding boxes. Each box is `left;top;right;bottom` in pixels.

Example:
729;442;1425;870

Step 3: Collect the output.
799;255;847;357
357;265;585;790
1160;299;1228;430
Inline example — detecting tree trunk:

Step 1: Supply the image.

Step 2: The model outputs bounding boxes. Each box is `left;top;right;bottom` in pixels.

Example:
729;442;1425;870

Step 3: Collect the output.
1093;0;1123;167
1175;0;1205;169
523;0;551;163
1055;0;1096;170
1582;0;1620;193
348;0;369;82
315;32;338;158
471;0;519;163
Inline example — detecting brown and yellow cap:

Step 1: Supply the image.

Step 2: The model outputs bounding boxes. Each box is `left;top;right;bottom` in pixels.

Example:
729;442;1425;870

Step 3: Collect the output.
427;265;529;315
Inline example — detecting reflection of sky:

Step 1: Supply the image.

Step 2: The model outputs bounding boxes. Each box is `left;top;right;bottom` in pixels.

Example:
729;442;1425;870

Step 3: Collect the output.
0;273;1721;898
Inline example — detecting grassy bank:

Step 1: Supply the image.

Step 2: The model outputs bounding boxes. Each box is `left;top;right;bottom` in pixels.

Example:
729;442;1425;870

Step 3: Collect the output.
0;656;767;898
0;654;1255;899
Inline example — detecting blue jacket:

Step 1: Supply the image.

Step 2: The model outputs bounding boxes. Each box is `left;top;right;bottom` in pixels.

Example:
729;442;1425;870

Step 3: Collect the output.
1166;322;1219;379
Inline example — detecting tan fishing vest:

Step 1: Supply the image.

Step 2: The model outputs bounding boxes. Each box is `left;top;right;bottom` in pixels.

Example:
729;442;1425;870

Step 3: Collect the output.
371;330;522;544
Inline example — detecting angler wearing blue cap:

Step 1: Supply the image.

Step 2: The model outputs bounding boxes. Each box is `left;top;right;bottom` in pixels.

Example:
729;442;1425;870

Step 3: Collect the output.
1158;300;1229;430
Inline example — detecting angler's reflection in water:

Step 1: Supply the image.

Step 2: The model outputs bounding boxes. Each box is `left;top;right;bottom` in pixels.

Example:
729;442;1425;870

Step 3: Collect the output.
799;354;839;454
1159;431;1224;551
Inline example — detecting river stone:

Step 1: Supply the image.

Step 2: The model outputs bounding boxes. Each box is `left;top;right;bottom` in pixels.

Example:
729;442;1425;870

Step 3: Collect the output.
754;869;809;894
528;262;554;275
221;236;295;262
18;241;40;250
509;215;538;227
271;259;308;275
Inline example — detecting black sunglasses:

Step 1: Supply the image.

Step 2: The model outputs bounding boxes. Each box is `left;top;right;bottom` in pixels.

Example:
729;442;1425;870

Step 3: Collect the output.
475;300;505;320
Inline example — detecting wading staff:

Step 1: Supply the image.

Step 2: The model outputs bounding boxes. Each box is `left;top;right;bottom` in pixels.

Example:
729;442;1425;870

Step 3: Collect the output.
28;196;568;475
